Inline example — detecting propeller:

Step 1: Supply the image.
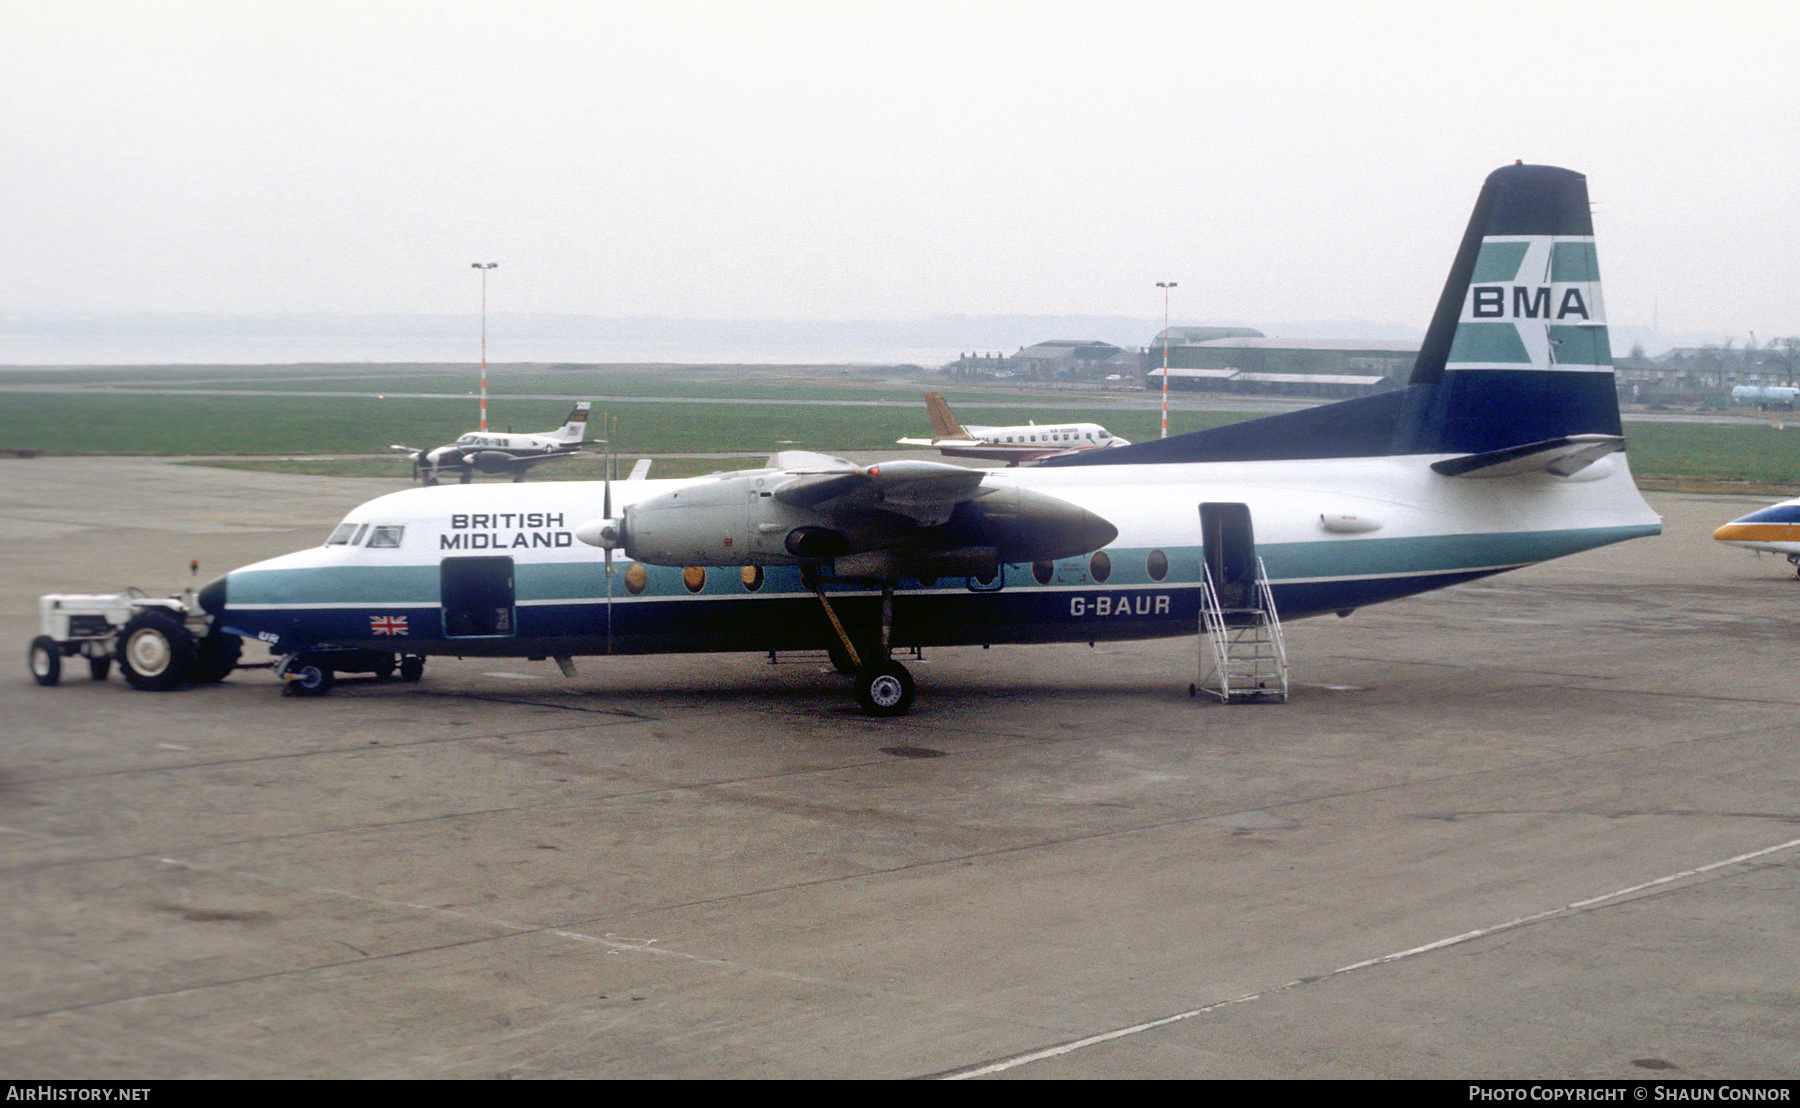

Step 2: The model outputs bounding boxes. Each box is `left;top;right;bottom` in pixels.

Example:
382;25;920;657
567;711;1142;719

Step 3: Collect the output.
390;444;425;483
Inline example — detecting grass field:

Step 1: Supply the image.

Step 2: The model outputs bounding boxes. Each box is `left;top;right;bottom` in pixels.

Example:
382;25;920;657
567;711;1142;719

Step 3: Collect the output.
4;365;1799;491
0;391;1216;456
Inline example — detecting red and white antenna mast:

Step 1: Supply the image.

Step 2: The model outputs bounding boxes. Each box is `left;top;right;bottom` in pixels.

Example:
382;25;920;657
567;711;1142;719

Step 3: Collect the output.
1156;281;1177;438
472;262;498;430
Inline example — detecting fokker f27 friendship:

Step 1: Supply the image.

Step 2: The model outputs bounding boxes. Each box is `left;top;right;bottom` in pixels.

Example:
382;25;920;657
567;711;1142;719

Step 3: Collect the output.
163;163;1657;715
393;401;592;485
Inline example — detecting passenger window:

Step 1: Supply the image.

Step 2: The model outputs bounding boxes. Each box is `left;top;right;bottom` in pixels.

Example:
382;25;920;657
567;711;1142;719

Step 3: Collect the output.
367;526;405;549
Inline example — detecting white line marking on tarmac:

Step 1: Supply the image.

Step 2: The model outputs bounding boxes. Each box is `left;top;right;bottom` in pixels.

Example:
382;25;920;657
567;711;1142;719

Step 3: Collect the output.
941;836;1800;1079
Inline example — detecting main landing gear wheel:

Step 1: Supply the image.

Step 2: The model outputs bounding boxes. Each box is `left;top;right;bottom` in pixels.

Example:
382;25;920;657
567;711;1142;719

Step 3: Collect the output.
29;636;61;686
854;660;915;718
118;609;196;691
399;655;425;682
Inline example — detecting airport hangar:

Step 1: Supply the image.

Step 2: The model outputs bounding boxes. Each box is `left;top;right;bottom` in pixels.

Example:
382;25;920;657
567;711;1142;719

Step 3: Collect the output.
1147;330;1418;399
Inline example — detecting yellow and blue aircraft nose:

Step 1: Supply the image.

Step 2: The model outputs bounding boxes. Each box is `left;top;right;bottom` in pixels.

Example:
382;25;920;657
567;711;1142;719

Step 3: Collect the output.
1713;500;1800;549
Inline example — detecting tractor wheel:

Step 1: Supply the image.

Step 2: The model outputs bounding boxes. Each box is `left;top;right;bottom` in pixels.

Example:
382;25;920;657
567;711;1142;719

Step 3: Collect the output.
29;636;61;686
117;609;196;691
191;632;243;683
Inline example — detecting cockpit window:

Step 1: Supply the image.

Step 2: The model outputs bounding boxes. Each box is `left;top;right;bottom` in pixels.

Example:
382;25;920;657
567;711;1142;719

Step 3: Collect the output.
325;522;358;546
366;525;405;549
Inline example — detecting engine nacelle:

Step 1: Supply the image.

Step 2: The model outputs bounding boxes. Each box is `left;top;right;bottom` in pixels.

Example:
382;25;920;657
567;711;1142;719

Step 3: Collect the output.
575;468;1118;571
596;474;913;566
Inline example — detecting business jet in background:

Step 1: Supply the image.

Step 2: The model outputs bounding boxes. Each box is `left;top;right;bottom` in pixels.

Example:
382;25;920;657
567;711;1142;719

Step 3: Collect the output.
897;392;1127;464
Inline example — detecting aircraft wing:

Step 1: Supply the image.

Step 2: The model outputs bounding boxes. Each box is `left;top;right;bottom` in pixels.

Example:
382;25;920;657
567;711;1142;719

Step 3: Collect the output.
468;447;582;475
896;436;986;449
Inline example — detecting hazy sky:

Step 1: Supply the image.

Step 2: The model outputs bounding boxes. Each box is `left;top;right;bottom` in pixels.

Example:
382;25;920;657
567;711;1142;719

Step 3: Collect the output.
5;0;1796;340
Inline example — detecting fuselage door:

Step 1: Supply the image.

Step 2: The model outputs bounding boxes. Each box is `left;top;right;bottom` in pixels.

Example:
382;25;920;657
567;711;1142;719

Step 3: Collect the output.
1199;502;1257;609
442;555;516;638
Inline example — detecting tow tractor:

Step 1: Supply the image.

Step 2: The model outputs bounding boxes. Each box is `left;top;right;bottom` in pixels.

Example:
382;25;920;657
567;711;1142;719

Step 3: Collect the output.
28;579;423;695
27;584;243;691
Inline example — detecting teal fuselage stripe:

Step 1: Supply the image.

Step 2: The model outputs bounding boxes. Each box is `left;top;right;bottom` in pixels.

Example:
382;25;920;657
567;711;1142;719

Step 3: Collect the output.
226;524;1657;613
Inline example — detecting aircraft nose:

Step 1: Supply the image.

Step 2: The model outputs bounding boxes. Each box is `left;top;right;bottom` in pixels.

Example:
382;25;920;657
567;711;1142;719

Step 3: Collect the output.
197;574;229;616
1712;521;1770;545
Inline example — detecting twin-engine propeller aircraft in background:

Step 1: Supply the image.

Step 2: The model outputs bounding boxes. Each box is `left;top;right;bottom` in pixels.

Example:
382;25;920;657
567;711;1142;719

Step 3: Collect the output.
1713;496;1800;575
393;401;592;485
896;392;1128;464
186;163;1659;715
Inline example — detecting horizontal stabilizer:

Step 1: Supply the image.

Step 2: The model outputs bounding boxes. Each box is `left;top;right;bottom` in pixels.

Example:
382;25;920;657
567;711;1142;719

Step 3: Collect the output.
1430;434;1624;479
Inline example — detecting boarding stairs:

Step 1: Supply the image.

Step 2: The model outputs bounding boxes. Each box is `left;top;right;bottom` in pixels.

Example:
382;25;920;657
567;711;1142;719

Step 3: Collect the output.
1196;555;1289;703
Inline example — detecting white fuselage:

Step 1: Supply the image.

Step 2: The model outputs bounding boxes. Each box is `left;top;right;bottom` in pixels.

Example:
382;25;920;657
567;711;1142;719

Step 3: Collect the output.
216;450;1660;660
908;422;1127;462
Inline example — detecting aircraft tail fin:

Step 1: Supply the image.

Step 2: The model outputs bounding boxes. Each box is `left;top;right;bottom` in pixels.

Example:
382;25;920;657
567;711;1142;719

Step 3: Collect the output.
923;393;971;441
1045;163;1625;468
551;402;592;442
1393;161;1620;455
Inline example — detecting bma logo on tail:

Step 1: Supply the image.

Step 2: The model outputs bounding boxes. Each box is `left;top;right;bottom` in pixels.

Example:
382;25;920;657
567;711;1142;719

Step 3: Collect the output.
1451;234;1610;371
1471;285;1591;320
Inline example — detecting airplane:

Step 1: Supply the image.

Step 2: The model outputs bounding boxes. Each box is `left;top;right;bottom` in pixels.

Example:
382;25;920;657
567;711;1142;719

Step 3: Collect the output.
896;392;1128;464
178;162;1659;717
1712;495;1800;575
393;401;592;485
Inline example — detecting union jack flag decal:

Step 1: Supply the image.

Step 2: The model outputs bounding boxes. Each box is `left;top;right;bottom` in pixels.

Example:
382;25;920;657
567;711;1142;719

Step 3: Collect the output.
370;614;409;636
